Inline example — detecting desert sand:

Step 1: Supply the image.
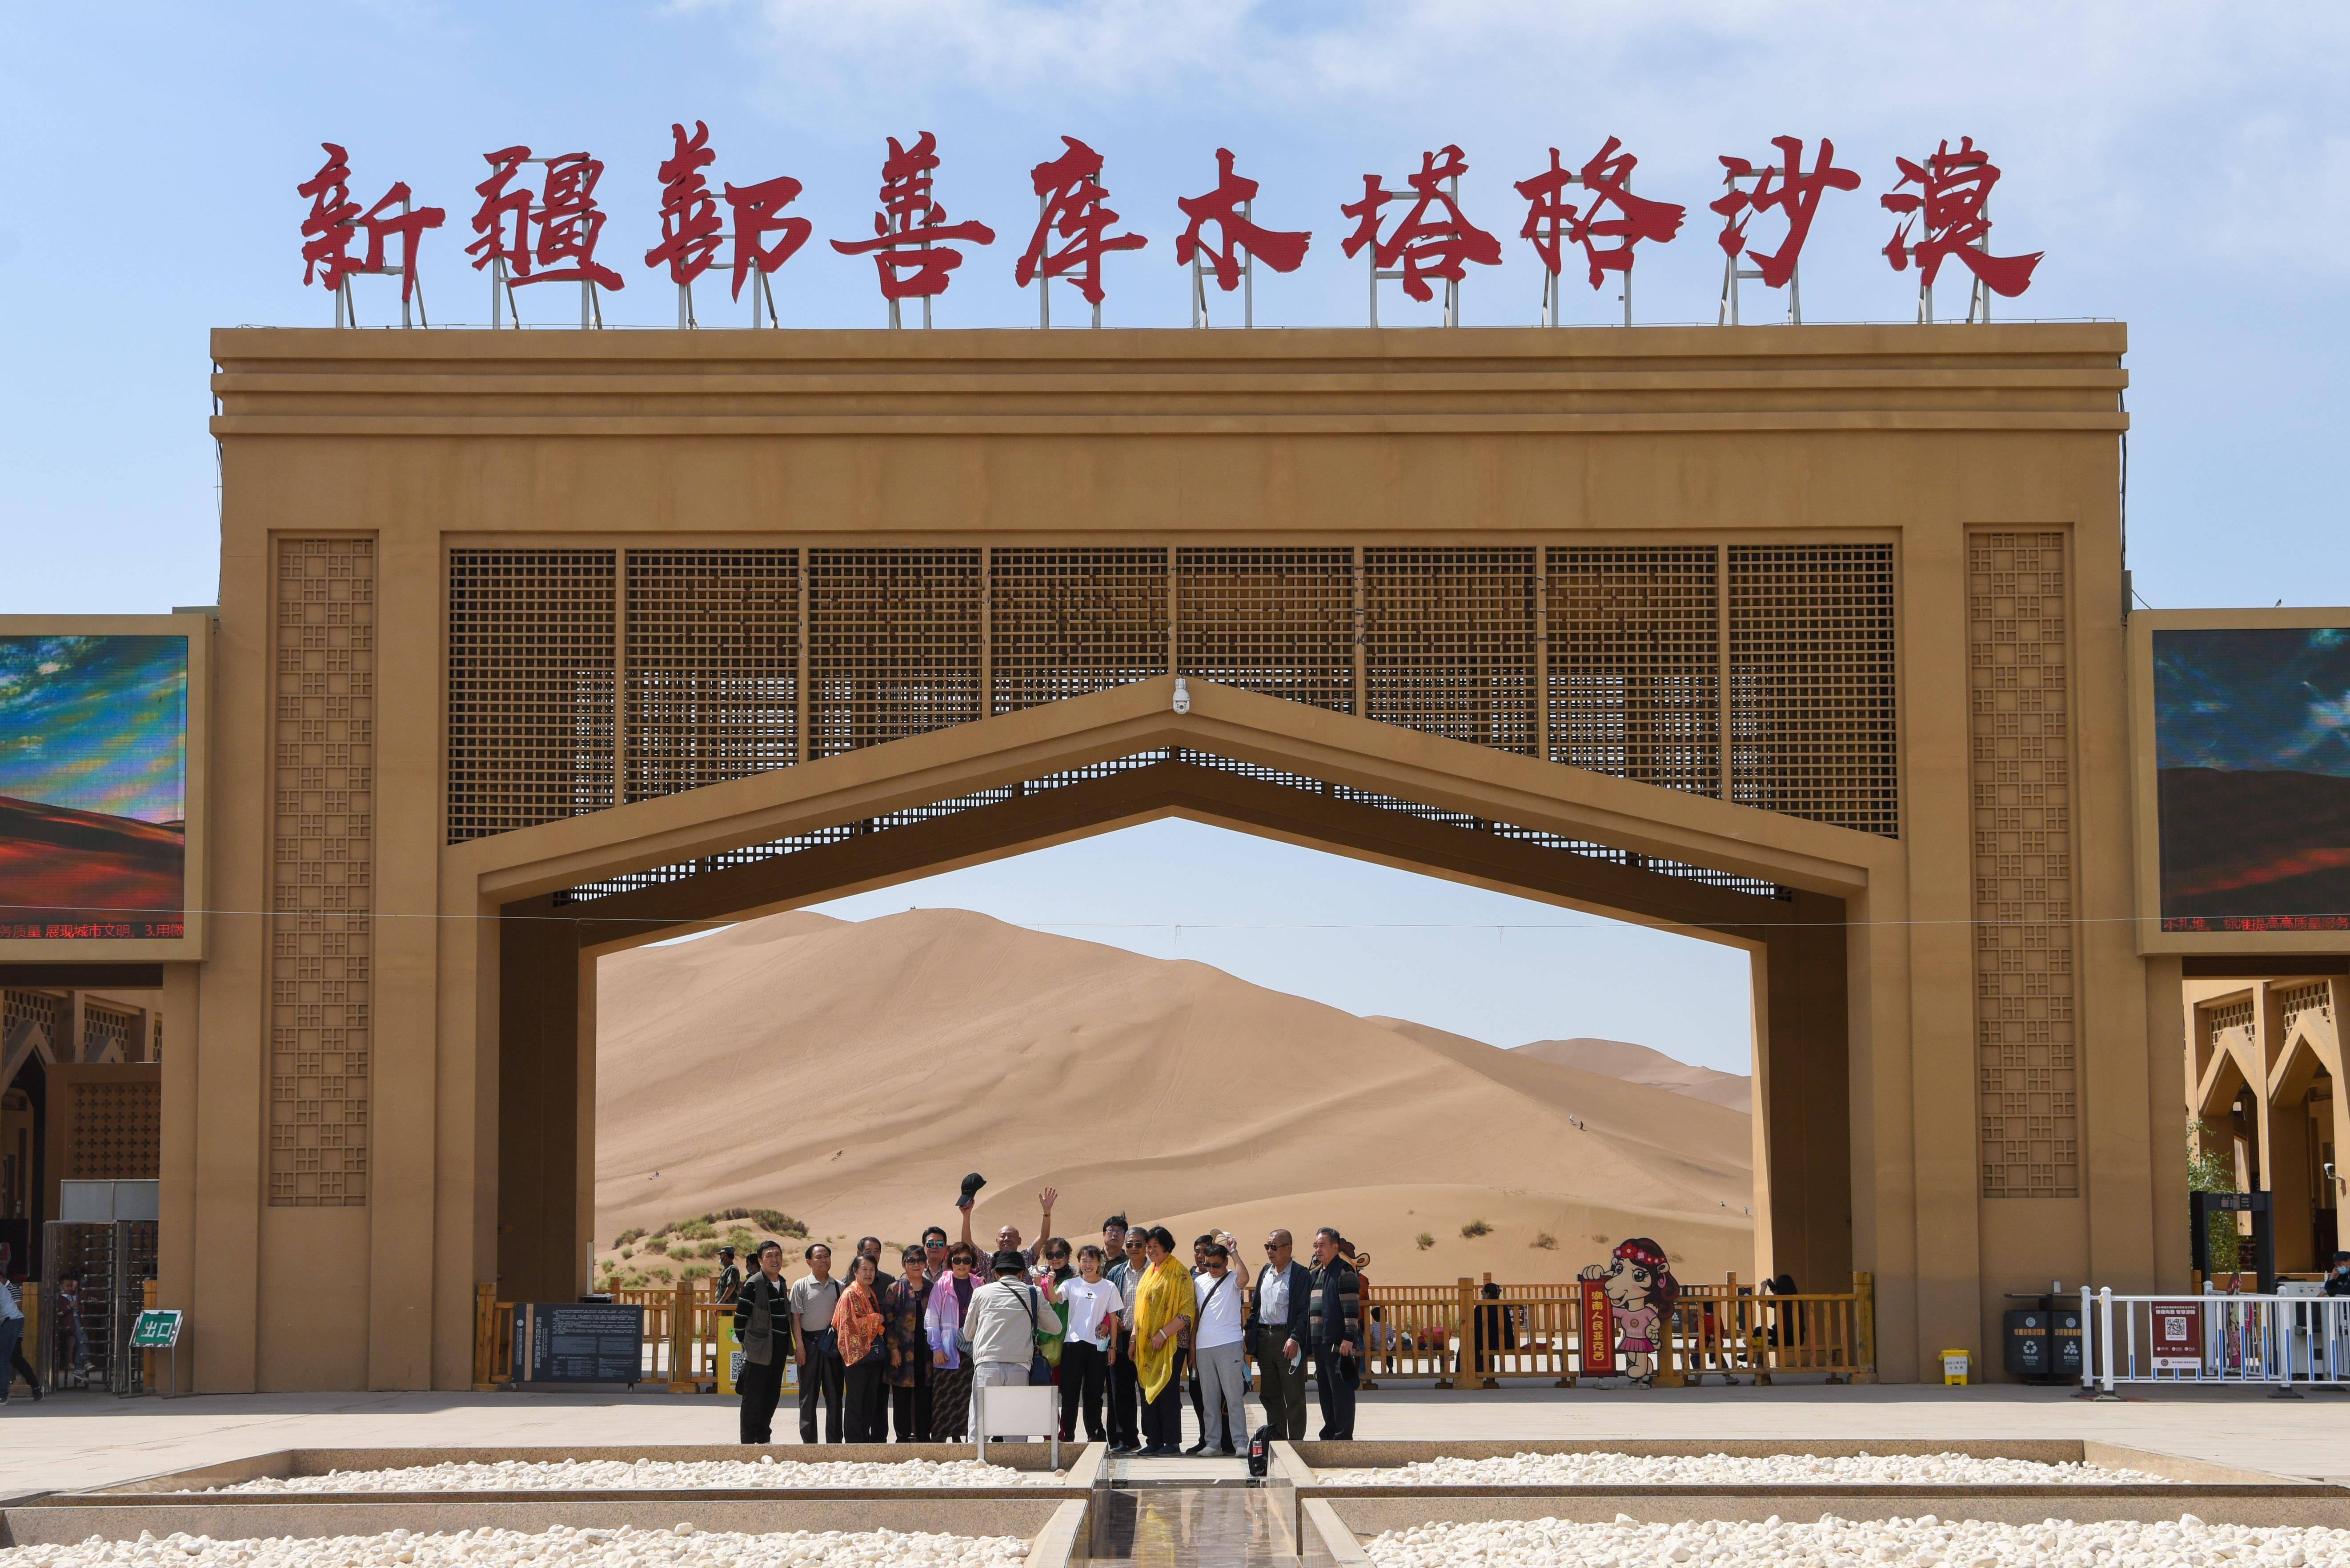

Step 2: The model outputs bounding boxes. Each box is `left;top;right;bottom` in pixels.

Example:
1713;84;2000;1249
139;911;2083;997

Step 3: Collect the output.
594;909;1754;1288
1511;1036;1752;1112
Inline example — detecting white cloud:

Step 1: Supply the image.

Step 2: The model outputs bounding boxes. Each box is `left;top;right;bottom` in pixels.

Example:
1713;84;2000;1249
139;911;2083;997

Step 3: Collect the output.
688;0;2350;275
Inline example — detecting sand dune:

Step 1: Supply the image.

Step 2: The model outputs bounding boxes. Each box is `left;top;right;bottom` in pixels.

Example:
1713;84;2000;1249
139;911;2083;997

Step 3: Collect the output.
1512;1036;1752;1113
595;909;1754;1287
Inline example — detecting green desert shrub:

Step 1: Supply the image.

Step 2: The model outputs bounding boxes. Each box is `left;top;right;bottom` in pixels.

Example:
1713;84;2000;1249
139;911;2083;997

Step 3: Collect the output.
1416;1232;1436;1251
1460;1218;1493;1240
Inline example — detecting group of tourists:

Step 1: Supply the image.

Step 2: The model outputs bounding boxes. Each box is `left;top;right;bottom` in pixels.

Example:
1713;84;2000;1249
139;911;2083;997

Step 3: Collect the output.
726;1186;1366;1454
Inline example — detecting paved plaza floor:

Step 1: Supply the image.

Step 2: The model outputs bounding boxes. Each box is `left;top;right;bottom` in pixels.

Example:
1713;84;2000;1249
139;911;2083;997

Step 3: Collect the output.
4;1382;2346;1500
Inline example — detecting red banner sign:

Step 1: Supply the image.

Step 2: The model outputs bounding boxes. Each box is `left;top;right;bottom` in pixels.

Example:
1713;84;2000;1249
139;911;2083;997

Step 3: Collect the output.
1578;1278;1617;1376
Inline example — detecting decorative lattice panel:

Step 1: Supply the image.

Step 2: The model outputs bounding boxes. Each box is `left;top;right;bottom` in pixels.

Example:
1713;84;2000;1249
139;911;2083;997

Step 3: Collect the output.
1969;531;2077;1199
2275;980;2333;1043
64;1080;161;1180
1363;549;1538;755
2206;995;2255;1046
625;550;799;802
991;549;1168;713
2;989;59;1060
807;550;982;757
272;537;377;1207
80;1004;138;1065
1548;548;1720;795
1727;546;1898;835
1176;549;1358;713
447;551;617;840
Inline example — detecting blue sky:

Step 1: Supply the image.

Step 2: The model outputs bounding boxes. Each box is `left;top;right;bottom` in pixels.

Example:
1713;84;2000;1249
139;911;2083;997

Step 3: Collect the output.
4;1;2343;1065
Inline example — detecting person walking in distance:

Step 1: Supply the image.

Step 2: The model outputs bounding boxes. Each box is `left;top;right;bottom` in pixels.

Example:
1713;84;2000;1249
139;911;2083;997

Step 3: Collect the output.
1248;1229;1311;1441
1187;1240;1249;1456
963;1250;1061;1440
833;1253;889;1442
925;1242;982;1442
1130;1227;1195;1457
732;1241;794;1444
1307;1227;1362;1441
790;1243;846;1444
883;1245;934;1442
1106;1228;1149;1452
1055;1244;1119;1443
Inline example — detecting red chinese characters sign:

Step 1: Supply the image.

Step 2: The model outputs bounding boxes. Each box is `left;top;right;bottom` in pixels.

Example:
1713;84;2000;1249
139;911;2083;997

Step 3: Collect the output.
1712;136;1858;289
831;132;996;303
295;128;2042;324
1017;136;1147;306
1341;145;1502;303
1882;137;2042;299
1515;137;1683;288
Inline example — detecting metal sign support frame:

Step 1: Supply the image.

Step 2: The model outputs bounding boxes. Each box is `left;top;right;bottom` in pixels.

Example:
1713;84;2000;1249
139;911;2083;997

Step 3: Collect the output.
1367;175;1466;329
1716;167;1800;327
1890;192;2000;324
1190;200;1257;329
1534;167;1640;328
1037;174;1108;330
327;194;432;330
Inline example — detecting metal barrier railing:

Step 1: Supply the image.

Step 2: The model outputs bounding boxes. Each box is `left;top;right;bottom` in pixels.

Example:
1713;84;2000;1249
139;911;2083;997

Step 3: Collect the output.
2081;1285;2350;1393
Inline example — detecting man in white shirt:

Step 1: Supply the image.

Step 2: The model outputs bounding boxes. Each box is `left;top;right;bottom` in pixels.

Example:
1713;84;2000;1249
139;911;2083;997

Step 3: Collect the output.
1187;1241;1248;1456
1246;1229;1310;1440
789;1244;845;1443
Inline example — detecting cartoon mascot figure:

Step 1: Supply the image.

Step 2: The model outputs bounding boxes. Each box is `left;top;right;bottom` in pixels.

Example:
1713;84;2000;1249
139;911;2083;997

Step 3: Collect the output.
1578;1237;1680;1385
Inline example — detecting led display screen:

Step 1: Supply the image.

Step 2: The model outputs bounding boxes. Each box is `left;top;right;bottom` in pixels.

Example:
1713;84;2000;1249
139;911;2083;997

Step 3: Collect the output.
0;634;188;940
2154;625;2350;932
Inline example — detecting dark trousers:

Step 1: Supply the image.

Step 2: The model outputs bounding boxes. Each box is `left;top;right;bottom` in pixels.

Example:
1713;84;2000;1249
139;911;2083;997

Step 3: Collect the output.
843;1358;886;1443
1312;1344;1358;1440
1254;1326;1306;1441
891;1374;933;1442
1107;1332;1139;1447
1140;1356;1186;1452
738;1355;786;1444
1058;1340;1107;1441
798;1348;845;1443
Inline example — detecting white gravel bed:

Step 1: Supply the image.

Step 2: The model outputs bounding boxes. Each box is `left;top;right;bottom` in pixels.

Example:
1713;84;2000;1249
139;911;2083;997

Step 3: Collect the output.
1366;1513;2345;1568
0;1525;1031;1568
207;1457;1064;1493
1322;1451;2178;1488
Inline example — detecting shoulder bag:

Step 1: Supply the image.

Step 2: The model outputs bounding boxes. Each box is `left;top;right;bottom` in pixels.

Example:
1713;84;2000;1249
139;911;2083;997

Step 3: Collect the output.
1019;1285;1052;1384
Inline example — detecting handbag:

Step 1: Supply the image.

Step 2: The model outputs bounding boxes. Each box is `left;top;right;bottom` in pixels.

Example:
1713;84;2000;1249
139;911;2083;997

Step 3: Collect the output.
1020;1285;1052;1384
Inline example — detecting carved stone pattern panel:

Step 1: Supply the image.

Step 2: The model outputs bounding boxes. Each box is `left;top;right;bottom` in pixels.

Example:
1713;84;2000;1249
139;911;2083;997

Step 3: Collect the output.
2;989;60;1061
1971;530;2077;1199
65;1080;161;1180
270;538;375;1207
80;1004;138;1065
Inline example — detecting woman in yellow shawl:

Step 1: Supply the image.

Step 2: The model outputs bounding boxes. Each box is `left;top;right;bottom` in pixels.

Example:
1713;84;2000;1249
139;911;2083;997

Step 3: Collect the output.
1129;1225;1196;1456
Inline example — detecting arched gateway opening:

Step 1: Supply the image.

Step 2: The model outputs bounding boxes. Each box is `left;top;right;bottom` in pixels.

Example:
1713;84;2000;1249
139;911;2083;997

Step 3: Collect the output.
178;324;2171;1394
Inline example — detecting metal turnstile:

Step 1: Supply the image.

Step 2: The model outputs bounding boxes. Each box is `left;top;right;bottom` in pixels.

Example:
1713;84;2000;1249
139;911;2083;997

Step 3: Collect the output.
40;1220;158;1394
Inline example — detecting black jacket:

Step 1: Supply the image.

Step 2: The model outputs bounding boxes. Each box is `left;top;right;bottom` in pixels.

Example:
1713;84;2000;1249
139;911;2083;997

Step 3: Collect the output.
1245;1260;1311;1343
734;1272;795;1367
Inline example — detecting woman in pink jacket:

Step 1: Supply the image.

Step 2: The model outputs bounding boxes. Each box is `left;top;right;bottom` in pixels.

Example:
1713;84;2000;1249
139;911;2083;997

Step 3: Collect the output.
924;1242;981;1440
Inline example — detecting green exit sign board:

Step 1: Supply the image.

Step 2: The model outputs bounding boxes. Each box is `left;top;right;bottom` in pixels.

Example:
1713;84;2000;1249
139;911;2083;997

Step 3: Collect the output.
129;1309;183;1349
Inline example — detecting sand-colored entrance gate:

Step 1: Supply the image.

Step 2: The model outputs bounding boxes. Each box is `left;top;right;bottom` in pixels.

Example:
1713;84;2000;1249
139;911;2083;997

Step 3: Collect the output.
171;323;2172;1392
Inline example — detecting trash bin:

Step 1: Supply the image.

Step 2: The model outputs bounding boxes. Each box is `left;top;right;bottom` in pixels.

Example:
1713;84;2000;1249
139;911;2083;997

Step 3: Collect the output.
1941;1348;1971;1385
2002;1310;2051;1377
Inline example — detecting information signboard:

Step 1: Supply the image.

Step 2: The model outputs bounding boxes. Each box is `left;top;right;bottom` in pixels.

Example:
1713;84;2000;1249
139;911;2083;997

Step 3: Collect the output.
2149;1300;2204;1372
511;1302;644;1384
129;1308;184;1349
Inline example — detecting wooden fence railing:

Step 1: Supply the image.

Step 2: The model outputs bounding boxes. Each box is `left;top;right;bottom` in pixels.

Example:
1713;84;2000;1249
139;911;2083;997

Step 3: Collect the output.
475;1280;724;1392
1356;1272;1876;1388
473;1271;1876;1391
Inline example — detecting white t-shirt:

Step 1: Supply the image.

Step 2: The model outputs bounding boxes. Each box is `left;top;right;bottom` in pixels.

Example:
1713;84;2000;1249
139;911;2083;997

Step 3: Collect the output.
1193;1268;1244;1350
1058;1276;1118;1348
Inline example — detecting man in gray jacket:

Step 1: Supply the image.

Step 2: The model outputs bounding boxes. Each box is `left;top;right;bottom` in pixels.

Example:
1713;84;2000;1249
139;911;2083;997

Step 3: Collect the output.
964;1250;1061;1439
732;1241;794;1444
